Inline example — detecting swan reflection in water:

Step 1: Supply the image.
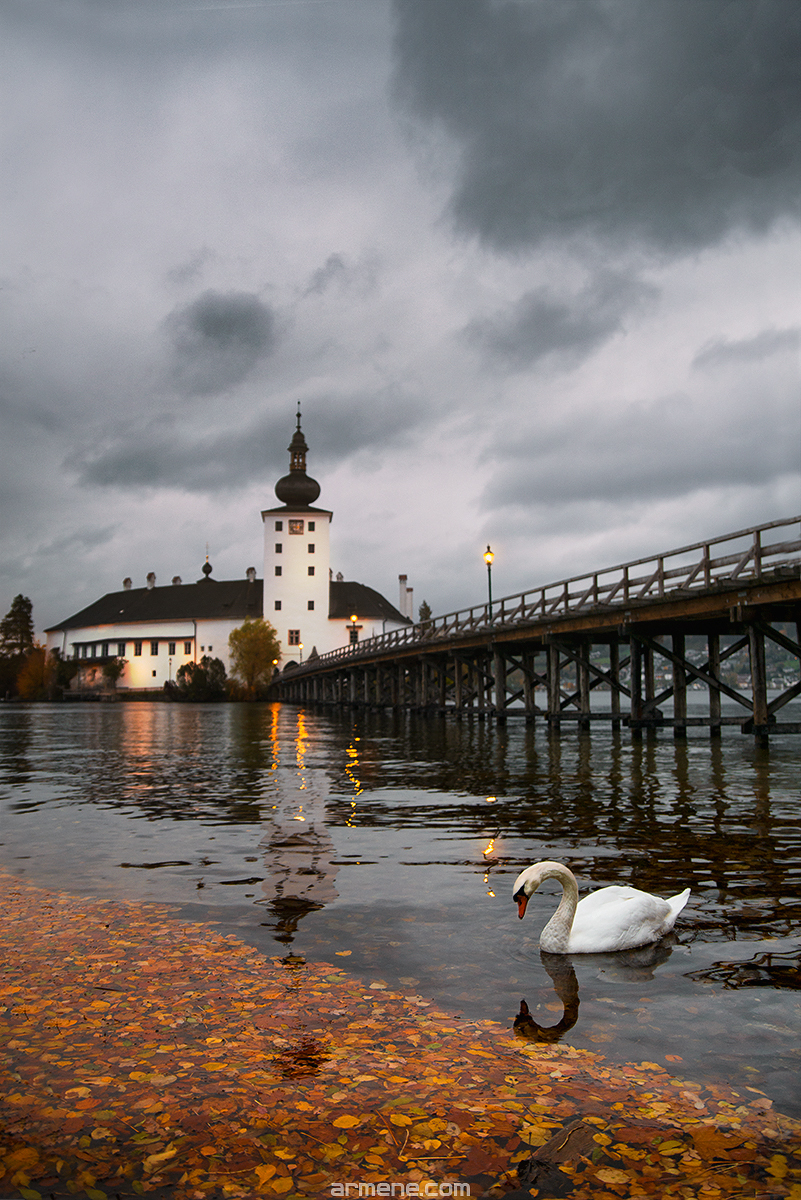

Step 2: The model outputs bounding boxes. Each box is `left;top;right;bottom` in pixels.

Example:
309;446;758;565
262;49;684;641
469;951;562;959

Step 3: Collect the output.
513;939;679;1042
513;953;581;1043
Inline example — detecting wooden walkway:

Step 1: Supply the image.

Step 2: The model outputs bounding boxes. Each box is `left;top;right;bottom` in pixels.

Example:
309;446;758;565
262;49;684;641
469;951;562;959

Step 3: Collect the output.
277;516;801;743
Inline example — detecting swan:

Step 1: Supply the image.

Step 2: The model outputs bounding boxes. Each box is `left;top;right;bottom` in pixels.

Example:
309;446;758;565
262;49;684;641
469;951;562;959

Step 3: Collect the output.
512;861;690;954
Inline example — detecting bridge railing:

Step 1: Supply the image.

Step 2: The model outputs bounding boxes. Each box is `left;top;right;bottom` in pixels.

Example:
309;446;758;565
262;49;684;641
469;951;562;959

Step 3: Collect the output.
287;516;801;673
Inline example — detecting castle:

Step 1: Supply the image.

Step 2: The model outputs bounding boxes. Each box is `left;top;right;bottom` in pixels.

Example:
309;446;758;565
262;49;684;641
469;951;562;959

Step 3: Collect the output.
45;414;413;691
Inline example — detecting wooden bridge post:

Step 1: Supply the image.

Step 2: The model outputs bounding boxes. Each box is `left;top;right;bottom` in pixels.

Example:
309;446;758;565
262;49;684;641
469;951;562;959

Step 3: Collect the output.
748;624;770;745
453;655;463;716
493;648;507;723
708;633;722;737
578;642;590;731
610;640;621;731
673;633;687;739
547;643;561;731
522;652;536;724
630;638;643;740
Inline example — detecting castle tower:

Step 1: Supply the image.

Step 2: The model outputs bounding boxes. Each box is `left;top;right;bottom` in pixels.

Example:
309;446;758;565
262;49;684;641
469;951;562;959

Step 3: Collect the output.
262;411;333;663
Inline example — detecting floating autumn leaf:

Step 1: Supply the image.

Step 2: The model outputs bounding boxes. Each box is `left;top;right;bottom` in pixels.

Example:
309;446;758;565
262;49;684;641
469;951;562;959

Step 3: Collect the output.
332;1114;361;1128
596;1167;632;1184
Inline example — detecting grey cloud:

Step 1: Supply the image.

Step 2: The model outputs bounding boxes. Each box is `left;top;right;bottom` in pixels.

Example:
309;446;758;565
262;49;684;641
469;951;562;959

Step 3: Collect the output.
393;0;801;255
165;290;277;396
464;271;658;370
69;387;429;494
304;254;349;296
693;327;800;369
483;391;799;511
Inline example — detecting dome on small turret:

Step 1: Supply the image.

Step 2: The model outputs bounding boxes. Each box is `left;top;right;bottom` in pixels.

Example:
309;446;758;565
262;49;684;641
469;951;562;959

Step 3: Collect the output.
274;409;321;507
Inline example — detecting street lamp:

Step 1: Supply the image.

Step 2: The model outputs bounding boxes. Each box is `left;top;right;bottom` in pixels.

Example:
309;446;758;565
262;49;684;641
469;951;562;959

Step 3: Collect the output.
483;545;494;623
299;642;304;663
350;614;358;647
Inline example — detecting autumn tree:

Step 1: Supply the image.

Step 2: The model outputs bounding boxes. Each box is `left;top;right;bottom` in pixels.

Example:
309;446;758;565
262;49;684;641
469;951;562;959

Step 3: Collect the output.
228;618;281;697
16;644;56;702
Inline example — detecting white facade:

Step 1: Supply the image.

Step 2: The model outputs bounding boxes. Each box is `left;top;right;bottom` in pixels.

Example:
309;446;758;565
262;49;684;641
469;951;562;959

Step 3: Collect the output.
262;506;333;663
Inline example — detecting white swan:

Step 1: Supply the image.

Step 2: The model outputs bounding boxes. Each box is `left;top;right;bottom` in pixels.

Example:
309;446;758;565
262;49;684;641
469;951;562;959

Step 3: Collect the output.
512;861;690;954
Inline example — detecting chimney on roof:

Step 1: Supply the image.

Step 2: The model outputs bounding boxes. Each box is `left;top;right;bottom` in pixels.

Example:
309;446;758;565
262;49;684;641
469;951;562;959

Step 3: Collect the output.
123;577;132;590
146;572;156;590
172;576;182;586
336;571;344;582
246;566;257;583
399;574;413;618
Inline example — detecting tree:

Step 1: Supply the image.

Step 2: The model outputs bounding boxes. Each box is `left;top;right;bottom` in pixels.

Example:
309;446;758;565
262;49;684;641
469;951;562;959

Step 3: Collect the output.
0;595;36;697
0;595;35;657
175;655;227;702
228;618;281;697
16;644;56;701
102;657;127;686
418;600;432;631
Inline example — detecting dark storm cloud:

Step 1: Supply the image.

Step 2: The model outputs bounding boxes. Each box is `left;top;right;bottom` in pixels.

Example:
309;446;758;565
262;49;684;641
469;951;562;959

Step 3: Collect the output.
393;0;801;255
692;326;800;369
483;391;799;510
165;290;277;396
69;386;428;493
464;270;658;370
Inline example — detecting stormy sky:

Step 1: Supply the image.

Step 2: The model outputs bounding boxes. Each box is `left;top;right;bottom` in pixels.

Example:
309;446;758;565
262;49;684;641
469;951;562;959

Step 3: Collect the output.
2;0;799;631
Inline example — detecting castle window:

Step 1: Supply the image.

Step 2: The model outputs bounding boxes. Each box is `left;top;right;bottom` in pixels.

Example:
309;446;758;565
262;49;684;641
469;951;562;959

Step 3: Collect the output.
275;520;283;531
152;670;157;678
289;519;304;534
275;565;282;576
117;643;126;657
275;543;282;553
308;566;315;576
150;641;159;655
102;643;109;657
184;642;191;655
308;600;314;610
168;642;176;656
308;543;315;554
275;600;282;611
308;521;315;531
134;642;142;656
90;644;97;658
288;629;300;645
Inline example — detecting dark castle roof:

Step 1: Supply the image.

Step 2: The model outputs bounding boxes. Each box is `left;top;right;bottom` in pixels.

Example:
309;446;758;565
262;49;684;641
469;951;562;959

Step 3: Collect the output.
329;581;411;625
45;577;264;632
47;578;410;631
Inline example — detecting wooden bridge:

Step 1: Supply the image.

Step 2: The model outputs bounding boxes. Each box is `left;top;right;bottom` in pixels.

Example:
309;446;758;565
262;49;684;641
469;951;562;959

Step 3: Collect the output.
277;516;801;743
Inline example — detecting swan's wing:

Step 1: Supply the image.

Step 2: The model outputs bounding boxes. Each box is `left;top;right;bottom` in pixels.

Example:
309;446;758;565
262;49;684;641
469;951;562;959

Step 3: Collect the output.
569;886;676;953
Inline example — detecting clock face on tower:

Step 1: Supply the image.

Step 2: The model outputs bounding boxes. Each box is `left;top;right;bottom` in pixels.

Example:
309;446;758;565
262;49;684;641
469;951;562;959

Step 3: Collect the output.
288;519;304;534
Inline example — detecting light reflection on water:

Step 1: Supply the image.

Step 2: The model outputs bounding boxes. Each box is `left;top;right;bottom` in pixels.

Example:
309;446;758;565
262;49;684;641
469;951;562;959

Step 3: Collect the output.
0;700;799;1115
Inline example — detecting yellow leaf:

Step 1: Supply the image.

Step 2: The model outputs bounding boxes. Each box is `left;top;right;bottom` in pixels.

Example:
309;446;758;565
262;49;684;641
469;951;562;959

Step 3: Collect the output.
254;1164;276;1185
65;1086;91;1098
274;1150;295;1160
143;1144;178;1172
202;1062;228;1071
519;1124;551;1147
596;1168;631;1185
389;1114;412;1126
335;950;352;956
768;1155;788;1180
269;1180;293;1195
332;1114;361;1128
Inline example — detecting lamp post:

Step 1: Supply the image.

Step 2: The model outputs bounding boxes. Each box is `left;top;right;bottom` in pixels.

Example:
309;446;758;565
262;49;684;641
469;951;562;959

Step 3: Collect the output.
299;642;304;663
483;545;494;624
350;614;358;647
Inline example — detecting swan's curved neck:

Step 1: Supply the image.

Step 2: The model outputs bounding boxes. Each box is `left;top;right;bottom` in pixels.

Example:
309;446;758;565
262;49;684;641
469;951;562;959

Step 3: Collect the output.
539;866;579;954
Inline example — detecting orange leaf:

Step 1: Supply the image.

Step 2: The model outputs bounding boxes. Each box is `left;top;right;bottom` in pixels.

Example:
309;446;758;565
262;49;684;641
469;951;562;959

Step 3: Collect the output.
332;1114;361;1128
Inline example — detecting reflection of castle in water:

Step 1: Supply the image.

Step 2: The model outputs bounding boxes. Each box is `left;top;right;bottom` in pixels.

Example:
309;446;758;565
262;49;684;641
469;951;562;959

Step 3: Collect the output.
258;707;340;943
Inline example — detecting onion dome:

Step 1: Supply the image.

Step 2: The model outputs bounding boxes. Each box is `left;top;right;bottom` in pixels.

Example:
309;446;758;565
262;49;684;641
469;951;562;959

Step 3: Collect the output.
274;409;321;507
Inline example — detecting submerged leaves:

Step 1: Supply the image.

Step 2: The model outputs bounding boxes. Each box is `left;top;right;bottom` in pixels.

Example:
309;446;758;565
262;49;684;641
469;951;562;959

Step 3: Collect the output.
0;872;799;1199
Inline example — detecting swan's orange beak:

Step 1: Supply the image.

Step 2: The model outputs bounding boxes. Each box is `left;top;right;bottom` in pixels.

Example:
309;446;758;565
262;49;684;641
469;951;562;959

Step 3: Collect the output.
515;892;528;919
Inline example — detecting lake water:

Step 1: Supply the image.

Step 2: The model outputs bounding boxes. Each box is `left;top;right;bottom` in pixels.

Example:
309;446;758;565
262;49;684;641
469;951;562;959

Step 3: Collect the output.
1;700;799;1117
